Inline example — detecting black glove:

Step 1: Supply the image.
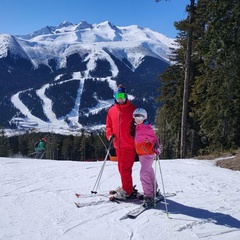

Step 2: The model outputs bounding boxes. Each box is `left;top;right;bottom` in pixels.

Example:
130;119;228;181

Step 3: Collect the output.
109;134;115;142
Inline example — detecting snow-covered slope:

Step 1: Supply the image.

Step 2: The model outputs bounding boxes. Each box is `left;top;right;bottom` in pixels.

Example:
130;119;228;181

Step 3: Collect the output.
0;34;31;60
0;20;176;132
0;157;239;240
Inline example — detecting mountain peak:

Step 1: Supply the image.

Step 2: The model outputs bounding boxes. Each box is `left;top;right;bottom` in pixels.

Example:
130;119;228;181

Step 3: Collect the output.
0;20;176;131
75;20;92;30
0;34;30;59
57;21;74;29
96;21;117;29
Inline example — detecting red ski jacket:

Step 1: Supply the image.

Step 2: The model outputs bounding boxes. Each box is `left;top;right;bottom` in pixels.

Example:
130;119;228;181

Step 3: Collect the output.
106;100;136;150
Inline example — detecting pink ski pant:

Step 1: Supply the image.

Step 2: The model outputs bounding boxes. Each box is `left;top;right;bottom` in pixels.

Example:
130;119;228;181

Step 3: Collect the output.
139;154;158;197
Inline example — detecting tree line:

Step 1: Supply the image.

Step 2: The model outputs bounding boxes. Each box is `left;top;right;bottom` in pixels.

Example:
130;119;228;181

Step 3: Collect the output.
0;130;112;161
155;0;240;158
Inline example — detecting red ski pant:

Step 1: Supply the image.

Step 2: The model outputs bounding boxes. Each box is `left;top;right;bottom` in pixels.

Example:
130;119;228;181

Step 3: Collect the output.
116;148;136;195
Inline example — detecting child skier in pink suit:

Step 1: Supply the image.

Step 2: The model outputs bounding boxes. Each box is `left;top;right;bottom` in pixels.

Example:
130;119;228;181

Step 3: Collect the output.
133;108;161;203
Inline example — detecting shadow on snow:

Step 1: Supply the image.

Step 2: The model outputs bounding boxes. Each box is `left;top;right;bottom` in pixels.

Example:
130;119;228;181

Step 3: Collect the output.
160;199;240;229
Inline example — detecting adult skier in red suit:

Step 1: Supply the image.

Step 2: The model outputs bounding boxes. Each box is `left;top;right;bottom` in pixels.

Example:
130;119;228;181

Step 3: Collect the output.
106;84;137;199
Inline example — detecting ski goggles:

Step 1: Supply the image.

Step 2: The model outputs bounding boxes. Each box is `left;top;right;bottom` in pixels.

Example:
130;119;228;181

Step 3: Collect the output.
133;114;144;120
115;93;127;100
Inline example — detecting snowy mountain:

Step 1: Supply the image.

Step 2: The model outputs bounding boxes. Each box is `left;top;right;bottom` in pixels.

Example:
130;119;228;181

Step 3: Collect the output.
0;20;176;133
0;156;239;239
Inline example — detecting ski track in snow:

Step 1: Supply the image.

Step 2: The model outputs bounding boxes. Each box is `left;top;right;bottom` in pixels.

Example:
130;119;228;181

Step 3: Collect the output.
10;69;117;134
0;157;240;240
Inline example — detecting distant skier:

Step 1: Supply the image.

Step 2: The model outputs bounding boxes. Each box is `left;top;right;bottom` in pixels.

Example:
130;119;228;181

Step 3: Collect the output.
133;108;161;204
35;137;46;159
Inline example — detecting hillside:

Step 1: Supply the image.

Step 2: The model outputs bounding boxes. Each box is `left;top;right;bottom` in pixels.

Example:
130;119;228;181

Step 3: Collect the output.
0;21;176;132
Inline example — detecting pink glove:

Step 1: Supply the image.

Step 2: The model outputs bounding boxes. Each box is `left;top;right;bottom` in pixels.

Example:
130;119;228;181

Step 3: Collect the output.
154;148;161;155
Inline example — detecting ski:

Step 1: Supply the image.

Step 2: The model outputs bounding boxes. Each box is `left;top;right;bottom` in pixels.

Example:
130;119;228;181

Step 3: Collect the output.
75;194;143;208
74;199;119;208
75;202;81;208
75;192;110;199
161;192;176;198
75;193;81;198
74;191;176;210
74;192;142;208
108;191;175;204
123;197;163;219
120;193;176;219
74;192;121;208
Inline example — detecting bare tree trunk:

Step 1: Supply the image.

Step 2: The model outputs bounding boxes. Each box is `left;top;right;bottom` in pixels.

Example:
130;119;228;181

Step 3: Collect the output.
180;0;195;158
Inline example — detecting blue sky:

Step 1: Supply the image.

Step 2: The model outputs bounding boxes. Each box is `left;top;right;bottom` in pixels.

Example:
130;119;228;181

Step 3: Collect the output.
0;0;190;38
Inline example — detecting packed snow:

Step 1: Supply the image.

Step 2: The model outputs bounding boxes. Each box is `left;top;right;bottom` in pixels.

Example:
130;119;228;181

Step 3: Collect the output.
0;156;239;240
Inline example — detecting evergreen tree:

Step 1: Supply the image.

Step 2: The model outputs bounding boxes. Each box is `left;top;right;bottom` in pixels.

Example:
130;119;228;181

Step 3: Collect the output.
72;136;81;160
0;136;10;157
156;12;201;158
191;0;240;151
156;65;183;158
18;134;29;156
60;136;73;160
156;0;240;156
79;130;87;161
46;134;59;159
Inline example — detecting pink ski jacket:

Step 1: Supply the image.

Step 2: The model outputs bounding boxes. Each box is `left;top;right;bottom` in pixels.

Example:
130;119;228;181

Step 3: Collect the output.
134;122;160;155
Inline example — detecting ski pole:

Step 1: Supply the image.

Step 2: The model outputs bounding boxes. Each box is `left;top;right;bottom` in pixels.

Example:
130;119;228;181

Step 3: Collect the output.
28;152;36;156
91;136;114;194
153;155;158;204
40;151;45;159
97;133;111;156
156;155;169;217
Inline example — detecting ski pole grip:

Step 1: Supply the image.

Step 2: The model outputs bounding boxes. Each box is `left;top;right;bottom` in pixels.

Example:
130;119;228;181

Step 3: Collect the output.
109;134;115;143
108;134;115;149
